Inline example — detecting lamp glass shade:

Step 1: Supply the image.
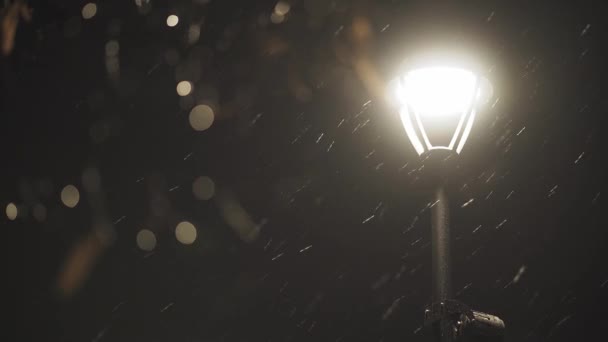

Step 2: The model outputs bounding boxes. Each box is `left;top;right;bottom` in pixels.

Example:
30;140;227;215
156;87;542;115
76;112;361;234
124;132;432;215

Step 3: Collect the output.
391;66;487;155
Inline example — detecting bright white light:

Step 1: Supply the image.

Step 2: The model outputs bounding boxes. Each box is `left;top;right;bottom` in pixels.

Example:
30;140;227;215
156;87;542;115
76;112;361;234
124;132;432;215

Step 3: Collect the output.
391;65;489;155
402;67;477;117
166;15;179;27
176;81;192;96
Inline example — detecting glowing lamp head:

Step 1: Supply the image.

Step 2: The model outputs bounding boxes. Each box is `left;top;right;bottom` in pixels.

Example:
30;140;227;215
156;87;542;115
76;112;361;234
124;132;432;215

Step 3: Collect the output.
389;65;492;155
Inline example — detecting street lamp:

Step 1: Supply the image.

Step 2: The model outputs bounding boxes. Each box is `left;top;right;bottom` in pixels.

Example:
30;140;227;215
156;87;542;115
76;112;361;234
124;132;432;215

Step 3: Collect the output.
389;62;505;341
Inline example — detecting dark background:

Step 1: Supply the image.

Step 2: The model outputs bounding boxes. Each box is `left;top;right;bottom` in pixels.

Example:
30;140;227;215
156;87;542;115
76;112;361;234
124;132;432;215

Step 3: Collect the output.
2;1;607;341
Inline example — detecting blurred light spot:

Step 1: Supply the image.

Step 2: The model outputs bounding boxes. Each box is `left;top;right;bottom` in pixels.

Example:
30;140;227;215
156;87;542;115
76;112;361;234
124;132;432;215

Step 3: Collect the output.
270;12;284;24
175;221;197;245
61;185;80;208
105;55;120;74
136;229;157;251
135;0;152;15
176;81;193;96
134;0;149;7
189;104;214;131
82;3;97;20
56;231;106;297
33;203;47;222
105;40;119;57
192;176;215;200
274;1;291;16
188;24;201;44
166;14;179;27
217;191;260;243
6;203;17;220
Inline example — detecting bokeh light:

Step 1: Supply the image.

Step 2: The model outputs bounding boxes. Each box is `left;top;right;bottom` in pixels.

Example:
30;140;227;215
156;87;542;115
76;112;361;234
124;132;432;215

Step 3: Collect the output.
105;40;120;57
61;185;80;208
188;24;201;44
189;104;215;131
166;15;179;27
175;221;197;245
217;191;260;243
82;3;97;20
274;1;291;16
136;229;157;251
176;81;193;96
134;0;151;14
6;203;18;220
192;176;215;200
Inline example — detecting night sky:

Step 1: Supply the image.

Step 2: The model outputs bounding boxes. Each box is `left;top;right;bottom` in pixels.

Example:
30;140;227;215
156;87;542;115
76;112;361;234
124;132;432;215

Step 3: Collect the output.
2;1;607;341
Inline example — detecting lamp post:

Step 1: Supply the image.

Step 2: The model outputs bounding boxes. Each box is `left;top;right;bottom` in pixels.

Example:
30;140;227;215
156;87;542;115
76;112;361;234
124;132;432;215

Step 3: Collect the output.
389;64;505;341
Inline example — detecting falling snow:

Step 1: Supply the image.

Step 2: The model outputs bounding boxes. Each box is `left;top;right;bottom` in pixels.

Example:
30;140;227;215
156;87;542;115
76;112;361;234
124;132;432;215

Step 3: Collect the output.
548;185;558;198
496;219;508;230
513;265;527;283
299;245;312;253
160;302;174;312
316;133;324;143
362;214;375;224
461;198;475;208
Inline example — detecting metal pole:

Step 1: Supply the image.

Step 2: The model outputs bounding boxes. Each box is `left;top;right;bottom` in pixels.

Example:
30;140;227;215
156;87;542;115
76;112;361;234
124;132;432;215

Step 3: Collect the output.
431;185;453;341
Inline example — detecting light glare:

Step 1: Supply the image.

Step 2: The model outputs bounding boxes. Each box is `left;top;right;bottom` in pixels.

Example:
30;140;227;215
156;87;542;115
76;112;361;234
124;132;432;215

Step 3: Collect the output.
390;65;490;155
402;67;477;117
